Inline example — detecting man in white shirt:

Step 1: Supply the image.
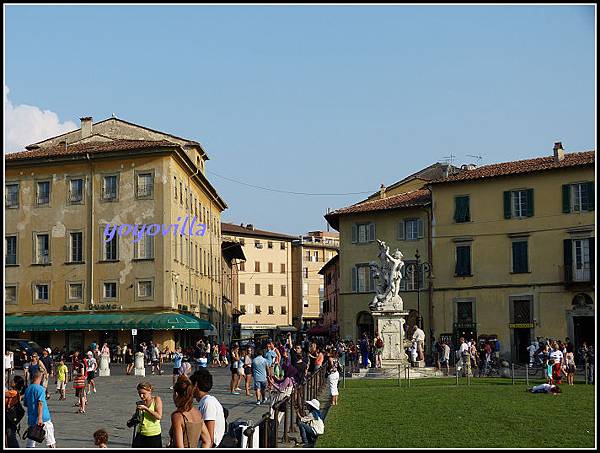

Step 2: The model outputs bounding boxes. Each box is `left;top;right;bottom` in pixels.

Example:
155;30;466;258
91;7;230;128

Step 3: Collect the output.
191;368;225;447
527;342;538;366
458;337;470;377
5;349;14;387
412;326;426;362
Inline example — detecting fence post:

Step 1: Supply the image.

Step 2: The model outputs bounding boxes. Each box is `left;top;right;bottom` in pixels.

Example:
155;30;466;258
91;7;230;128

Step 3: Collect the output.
456;363;459;386
585;363;589;385
407;365;411;388
274;406;279;448
525;363;529;387
511;363;515;385
397;364;401;387
343;364;346;389
283;400;289;444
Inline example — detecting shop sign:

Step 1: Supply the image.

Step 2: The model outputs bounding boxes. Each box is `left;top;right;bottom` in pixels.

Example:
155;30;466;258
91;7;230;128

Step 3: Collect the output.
509;323;534;329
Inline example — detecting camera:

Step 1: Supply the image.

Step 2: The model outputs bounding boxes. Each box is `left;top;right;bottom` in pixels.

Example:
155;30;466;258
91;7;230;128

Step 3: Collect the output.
126;413;140;428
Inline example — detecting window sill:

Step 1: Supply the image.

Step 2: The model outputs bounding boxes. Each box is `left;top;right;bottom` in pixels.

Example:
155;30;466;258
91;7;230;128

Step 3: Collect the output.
6;206;19;209
68;201;85;205
510;271;531;274
35;204;51;208
32;263;52;266
132;258;155;262
453;220;472;224
100;198;119;203
135;196;154;200
6;263;19;267
99;259;120;263
65;261;85;265
454;274;473;278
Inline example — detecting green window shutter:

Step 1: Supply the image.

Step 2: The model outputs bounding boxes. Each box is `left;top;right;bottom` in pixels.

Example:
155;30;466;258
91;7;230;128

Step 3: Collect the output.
398;221;405;240
454;198;460;223
351;225;357;243
456;245;471;276
503;191;512;219
563;239;573;282
586;181;594;211
351;267;357;292
417;218;424;238
464;246;471;275
464;196;470;222
512;241;528;273
562;185;571;213
526;189;534;217
369;223;376;242
589;238;595;282
455;248;462;275
454;196;470;223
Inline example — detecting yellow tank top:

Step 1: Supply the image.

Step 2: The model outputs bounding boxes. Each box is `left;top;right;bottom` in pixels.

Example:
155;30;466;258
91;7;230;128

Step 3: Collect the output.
139;398;161;436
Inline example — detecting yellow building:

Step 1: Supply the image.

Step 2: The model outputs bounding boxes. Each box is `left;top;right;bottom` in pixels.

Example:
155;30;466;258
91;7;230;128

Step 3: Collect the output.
428;145;595;362
221;222;296;339
291;231;339;332
5;116;227;352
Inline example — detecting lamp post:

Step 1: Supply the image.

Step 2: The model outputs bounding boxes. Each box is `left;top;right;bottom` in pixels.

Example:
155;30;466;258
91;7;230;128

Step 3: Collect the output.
405;250;431;330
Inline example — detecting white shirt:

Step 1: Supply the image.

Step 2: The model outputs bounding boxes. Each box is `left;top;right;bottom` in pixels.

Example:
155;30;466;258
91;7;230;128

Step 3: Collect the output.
459;343;469;354
412;328;425;342
5;352;14;369
198;394;225;447
527;344;537;356
549;349;563;362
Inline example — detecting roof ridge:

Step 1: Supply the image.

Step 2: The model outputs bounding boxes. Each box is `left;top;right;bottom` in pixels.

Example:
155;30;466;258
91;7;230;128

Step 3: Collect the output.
336;188;428;212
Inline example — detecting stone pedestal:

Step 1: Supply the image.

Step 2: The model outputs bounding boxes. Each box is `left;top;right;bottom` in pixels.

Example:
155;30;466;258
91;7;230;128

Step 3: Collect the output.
373;310;409;367
134;352;145;376
99;354;111;376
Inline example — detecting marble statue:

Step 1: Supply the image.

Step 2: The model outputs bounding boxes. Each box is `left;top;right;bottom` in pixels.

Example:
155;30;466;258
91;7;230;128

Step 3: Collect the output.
134;351;146;376
369;240;404;311
99;352;111;377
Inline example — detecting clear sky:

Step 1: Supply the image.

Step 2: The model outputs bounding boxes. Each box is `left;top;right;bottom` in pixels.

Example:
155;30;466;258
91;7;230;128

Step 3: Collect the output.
4;5;596;235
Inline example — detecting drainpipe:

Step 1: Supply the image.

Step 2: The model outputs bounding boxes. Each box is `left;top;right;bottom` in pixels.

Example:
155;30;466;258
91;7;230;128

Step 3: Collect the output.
423;190;434;345
188;166;200;317
86;153;94;309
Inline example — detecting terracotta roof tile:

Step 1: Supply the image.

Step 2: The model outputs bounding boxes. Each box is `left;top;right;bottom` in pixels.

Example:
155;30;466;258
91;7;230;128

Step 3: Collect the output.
221;222;298;240
6;139;178;161
429;151;595;184
328;189;430;217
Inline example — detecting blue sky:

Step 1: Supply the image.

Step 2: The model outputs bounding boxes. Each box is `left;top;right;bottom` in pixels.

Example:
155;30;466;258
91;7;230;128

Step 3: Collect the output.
4;5;595;235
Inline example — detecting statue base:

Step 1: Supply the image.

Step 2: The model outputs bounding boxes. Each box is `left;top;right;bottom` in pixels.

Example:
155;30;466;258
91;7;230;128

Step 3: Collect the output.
99;369;111;377
134;367;145;377
372;310;409;367
414;360;426;368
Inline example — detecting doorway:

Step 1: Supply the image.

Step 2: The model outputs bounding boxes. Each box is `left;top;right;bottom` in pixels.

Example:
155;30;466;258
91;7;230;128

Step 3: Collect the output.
356;311;374;339
573;316;594;348
512;328;531;364
67;331;84;354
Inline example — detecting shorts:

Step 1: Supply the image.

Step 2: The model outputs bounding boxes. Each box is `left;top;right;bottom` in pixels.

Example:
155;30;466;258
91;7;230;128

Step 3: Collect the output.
245;367;252;376
230;367;238;376
26;421;56;447
253;380;267;391
173;367;182;375
57;380;66;391
75;387;85;398
152;360;159;366
86;371;95;381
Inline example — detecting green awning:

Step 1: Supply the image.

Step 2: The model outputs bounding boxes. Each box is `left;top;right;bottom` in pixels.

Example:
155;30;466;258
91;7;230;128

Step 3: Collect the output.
5;312;214;332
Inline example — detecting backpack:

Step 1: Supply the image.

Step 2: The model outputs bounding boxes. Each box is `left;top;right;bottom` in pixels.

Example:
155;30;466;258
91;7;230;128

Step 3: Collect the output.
375;338;383;349
6;400;25;430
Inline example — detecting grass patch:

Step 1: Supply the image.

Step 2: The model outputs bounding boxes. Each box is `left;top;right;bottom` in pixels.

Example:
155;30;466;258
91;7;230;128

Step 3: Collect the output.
318;379;595;448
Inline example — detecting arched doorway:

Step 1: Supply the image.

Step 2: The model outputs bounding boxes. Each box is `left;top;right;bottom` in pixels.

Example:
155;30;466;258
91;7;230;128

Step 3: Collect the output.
356;311;374;339
569;293;594;352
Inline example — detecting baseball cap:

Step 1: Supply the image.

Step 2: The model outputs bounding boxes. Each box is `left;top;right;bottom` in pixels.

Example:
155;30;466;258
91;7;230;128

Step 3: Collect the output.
305;399;320;411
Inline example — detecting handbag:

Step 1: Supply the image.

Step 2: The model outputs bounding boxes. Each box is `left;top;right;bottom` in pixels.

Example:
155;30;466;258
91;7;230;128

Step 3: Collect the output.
22;424;46;443
6;400;25;429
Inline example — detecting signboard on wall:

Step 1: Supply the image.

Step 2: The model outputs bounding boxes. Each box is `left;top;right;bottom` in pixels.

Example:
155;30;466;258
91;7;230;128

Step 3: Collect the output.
509;323;534;329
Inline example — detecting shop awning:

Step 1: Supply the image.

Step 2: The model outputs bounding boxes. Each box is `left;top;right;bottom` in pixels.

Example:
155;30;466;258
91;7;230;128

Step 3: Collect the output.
276;326;297;332
5;312;214;332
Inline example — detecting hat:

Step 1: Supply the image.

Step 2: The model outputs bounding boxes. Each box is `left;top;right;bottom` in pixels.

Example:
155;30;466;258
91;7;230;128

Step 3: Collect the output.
46;348;52;353
305;399;320;411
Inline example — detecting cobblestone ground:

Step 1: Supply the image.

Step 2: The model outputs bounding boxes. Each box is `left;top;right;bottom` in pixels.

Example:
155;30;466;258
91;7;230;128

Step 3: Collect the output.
11;363;272;448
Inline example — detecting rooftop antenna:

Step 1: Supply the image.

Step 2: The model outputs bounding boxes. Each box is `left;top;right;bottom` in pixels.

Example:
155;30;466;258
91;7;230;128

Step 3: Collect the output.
466;154;483;162
442;154;456;166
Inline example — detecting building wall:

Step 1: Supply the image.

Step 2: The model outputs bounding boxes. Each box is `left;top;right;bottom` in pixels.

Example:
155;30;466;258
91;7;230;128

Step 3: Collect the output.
321;258;339;330
430;165;595;358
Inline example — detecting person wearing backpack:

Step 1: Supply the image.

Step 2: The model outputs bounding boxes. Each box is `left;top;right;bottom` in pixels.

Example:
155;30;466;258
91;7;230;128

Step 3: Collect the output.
374;333;384;368
5;375;26;447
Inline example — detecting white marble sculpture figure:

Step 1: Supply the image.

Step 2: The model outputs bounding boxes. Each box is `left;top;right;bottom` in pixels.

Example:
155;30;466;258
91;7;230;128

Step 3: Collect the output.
369;240;404;311
99;351;111;376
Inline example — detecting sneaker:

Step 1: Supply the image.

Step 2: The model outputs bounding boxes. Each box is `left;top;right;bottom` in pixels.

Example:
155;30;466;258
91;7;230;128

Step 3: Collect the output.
169;386;174;390
93;388;96;393
232;391;240;395
256;401;261;405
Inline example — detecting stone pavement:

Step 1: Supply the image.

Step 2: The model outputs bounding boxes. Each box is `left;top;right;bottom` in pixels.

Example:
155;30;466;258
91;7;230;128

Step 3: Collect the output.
12;364;273;448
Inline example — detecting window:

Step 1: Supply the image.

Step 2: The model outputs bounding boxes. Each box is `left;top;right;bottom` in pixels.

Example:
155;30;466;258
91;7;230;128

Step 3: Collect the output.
268;262;273;273
564;182;595;213
504;189;534;218
456;301;474;323
280;242;285;250
255;284;261;295
5;183;19;208
455;245;472;277
240;282;245;295
34;284;49;303
103;282;117;299
174;177;178;200
255;305;261;314
69;178;84;203
103;229;118;260
268;241;273;249
314;251;319;262
255;261;260;272
102;175;118;201
5;235;17;265
281;306;287;315
179;182;183;205
281;285;286;297
352;223;375;244
268;284;274;296
240;305;246;315
399;218;424;241
5;285;17;305
400;260;424;291
136;172;153;198
69;232;83;262
69;283;83;301
138;281;153;298
511;240;529;273
565;238;593;282
303;267;309;278
454;196;470;223
351;264;374;292
280;263;286;274
268;306;274;315
35;234;50;264
239;261;245;272
134;236;154;259
36;181;50;205
303;299;309;308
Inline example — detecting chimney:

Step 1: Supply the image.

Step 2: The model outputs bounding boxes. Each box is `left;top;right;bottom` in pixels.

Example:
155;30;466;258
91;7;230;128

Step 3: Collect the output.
246;224;254;230
80;117;93;139
553;142;564;162
379;184;386;199
442;164;450;178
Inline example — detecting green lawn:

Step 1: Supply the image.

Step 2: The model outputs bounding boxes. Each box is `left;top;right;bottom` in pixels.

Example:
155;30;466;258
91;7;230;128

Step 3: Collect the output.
317;378;596;448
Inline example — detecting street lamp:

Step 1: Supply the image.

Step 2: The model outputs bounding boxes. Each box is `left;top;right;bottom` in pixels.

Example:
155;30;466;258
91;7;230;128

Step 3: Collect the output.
405;250;431;330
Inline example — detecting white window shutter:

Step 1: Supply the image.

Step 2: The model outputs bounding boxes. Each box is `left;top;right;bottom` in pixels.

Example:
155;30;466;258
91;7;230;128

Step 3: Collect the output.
398;221;405;240
352;225;357;243
369;223;376;242
418;218;424;238
351;267;357;292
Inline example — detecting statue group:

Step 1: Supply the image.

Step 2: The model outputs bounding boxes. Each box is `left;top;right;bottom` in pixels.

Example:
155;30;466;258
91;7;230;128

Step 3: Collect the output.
369;239;405;312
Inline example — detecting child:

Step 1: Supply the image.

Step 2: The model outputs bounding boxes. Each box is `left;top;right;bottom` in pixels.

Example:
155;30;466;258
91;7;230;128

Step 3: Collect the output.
74;365;88;414
565;352;576;386
546;358;554;382
56;358;69;400
93;429;108;448
551;358;563;385
198;352;208;368
84;351;98;395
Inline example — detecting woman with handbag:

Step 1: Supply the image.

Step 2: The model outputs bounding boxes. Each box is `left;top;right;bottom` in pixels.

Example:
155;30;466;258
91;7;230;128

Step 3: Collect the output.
168;375;211;448
132;382;163;448
5;375;26;447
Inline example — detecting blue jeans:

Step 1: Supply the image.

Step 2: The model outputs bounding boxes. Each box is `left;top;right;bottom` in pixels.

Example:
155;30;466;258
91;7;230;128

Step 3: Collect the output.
361;351;369;368
297;421;317;445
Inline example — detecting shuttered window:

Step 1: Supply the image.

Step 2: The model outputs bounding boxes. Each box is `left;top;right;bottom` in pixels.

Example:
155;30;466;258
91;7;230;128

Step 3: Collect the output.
505;189;534;218
454;196;470;223
455;245;472;276
352;223;376;244
511;240;528;273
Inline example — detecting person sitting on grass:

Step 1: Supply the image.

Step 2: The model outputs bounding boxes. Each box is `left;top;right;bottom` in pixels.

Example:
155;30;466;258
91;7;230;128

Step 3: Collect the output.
296;399;324;448
527;383;561;395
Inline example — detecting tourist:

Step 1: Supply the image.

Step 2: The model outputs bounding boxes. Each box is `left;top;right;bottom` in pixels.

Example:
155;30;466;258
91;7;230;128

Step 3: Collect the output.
71;350;82;380
73;365;87;413
132;382;163;448
458;337;470;377
193;341;204;371
412;325;425;362
150;343;162;375
433;338;442;371
440;341;450;376
229;344;241;395
84;351;98;395
265;341;279;371
296;399;324;448
314;346;325;372
577;342;588;367
585;345;594;384
23;371;57;448
211;344;220;367
469;341;479;377
219;342;227;367
116;344;123;364
101;343;110;360
242;347;254;396
55;357;69;401
359;333;370;369
40;349;54;399
5;375;25;447
93;429;109;448
5;349;14;388
27;352;48;387
308;342;318;373
527;383;561;394
169;375;211;448
125;345;134;375
181;358;192;378
171;346;184;390
565;352;576;386
191;368;226;447
293;345;308;384
527;341;538;367
252;349;269;405
326;351;341;406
